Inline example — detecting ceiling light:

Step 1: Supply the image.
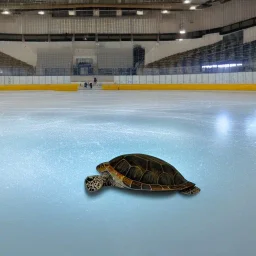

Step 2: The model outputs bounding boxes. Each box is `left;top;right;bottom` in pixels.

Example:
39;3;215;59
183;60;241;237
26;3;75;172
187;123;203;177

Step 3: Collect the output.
183;0;191;4
161;10;170;14
190;6;197;10
1;10;10;15
136;10;144;15
179;29;186;34
68;10;76;16
38;11;45;15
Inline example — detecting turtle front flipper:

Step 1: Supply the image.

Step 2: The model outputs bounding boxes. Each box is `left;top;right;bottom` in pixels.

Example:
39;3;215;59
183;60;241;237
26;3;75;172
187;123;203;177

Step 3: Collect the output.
85;173;113;192
180;186;201;195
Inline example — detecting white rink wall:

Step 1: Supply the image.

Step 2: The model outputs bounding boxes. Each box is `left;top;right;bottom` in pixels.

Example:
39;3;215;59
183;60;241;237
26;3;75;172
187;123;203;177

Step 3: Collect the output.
0;76;71;84
114;72;256;84
1;73;256;85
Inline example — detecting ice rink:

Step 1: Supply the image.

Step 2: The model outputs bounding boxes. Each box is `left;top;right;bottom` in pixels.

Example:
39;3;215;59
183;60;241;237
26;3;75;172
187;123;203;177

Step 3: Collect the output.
0;90;256;256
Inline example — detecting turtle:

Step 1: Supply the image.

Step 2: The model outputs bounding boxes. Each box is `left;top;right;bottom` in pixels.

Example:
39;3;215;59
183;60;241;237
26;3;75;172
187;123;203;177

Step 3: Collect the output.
85;154;200;195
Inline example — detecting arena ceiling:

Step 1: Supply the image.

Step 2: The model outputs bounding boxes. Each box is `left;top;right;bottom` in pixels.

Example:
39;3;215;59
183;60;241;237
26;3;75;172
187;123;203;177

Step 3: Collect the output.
0;0;232;11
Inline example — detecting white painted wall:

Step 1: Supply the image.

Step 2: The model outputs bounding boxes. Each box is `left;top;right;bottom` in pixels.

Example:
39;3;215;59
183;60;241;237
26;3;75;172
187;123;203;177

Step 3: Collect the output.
0;0;255;34
34;43;135;69
0;41;155;68
244;26;256;43
114;72;256;84
74;49;97;65
145;33;223;65
0;42;37;66
97;48;133;69
36;48;73;74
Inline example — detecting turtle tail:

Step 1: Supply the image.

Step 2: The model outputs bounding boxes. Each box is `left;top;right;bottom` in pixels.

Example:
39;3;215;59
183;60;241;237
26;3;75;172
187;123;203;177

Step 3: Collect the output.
180;186;201;195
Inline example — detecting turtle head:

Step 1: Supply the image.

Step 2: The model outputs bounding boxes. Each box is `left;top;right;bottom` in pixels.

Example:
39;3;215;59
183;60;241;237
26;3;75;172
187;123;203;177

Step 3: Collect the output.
85;175;104;192
96;162;109;173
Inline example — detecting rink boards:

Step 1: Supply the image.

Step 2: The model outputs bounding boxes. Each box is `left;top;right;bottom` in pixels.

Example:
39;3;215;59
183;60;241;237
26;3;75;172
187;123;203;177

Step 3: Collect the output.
103;73;256;90
0;76;79;91
102;83;256;90
0;84;78;91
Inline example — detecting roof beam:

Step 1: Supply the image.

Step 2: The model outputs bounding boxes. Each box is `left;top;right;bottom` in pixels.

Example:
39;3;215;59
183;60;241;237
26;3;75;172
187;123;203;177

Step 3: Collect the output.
0;3;191;11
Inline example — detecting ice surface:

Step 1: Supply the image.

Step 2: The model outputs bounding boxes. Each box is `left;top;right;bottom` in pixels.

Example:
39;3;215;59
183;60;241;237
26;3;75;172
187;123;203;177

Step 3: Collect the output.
0;90;256;256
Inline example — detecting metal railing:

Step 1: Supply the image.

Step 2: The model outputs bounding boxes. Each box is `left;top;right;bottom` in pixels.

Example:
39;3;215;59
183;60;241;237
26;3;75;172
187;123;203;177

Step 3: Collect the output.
1;63;256;77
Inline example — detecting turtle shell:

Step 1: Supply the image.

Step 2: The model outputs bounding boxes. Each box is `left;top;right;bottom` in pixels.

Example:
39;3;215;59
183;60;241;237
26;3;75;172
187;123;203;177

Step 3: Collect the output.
108;154;195;191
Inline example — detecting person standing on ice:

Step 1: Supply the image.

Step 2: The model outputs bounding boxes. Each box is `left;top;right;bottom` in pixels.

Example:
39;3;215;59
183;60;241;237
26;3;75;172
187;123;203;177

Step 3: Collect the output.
93;77;97;86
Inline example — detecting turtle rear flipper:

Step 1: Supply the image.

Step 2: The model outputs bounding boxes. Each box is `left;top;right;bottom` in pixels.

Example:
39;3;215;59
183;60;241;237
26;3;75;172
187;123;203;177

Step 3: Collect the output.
180;186;201;195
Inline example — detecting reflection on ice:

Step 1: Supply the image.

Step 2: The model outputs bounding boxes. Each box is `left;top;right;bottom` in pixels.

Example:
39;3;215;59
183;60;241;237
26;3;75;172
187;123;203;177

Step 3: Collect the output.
245;114;256;137
216;113;231;135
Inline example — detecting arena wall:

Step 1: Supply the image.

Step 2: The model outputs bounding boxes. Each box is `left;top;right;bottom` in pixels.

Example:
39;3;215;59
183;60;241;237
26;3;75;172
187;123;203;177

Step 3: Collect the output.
0;42;37;66
0;27;255;70
244;26;256;43
185;0;256;32
0;0;255;34
36;49;73;75
145;34;223;65
97;48;133;69
0;25;255;70
0;41;154;69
